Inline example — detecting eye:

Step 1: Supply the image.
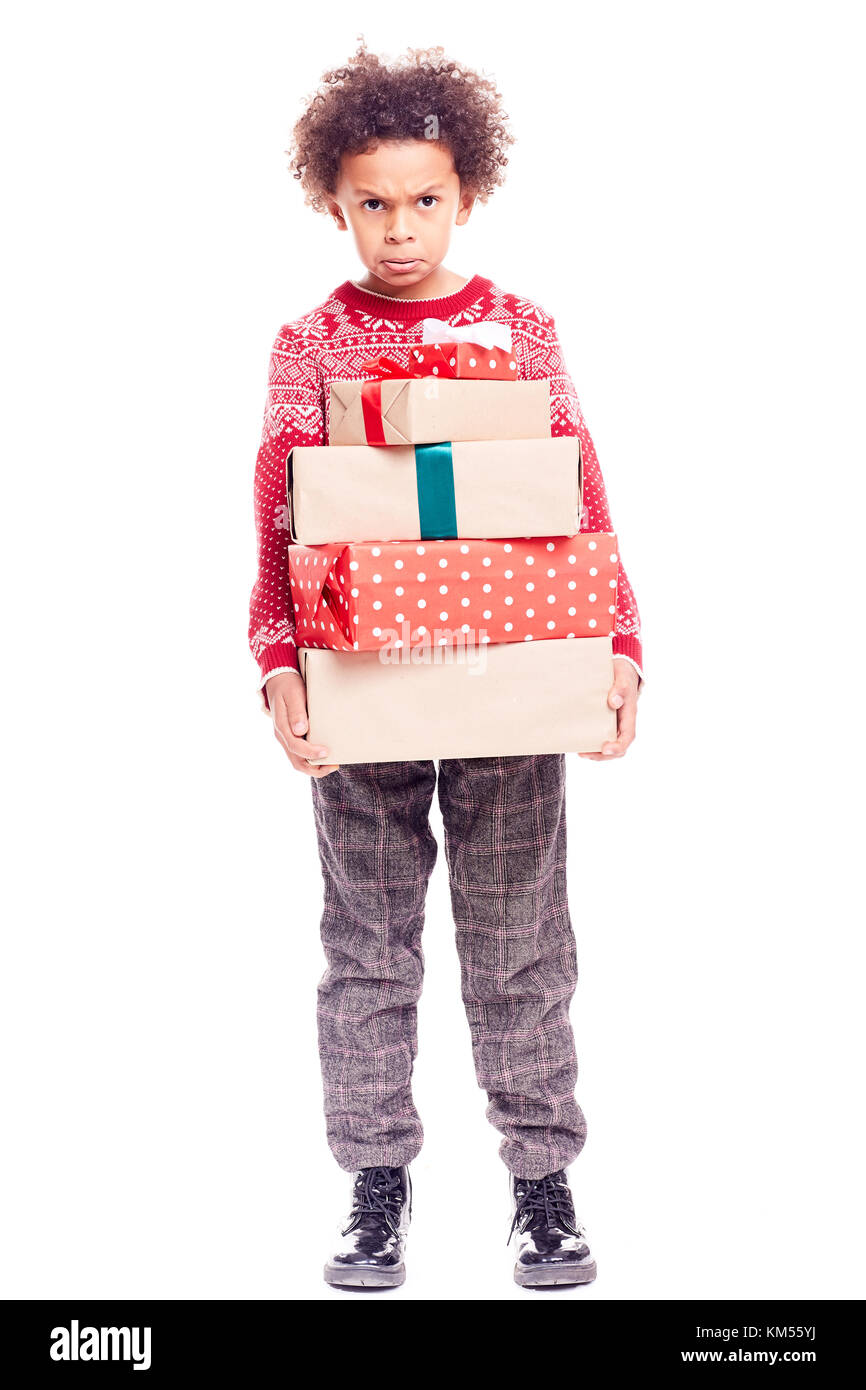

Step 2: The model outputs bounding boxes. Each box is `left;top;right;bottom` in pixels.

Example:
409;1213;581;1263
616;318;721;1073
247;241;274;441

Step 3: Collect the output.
362;199;383;211
418;195;438;208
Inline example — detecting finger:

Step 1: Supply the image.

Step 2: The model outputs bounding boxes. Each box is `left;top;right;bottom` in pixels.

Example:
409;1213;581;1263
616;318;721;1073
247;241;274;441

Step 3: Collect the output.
300;753;340;776
607;674;635;711
280;689;310;738
289;754;341;778
581;676;640;760
274;720;331;764
272;686;330;761
601;695;637;757
615;691;638;746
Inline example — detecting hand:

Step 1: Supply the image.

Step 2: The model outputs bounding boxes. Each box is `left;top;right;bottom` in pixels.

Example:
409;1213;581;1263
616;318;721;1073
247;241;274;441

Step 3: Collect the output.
578;658;640;761
265;671;341;777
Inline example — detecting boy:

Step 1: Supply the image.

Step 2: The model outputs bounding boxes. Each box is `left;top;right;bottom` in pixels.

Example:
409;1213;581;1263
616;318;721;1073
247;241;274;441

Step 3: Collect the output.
249;41;643;1290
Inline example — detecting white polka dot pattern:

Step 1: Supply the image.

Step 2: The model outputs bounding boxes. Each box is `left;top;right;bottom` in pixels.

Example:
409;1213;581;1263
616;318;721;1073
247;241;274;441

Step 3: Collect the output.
409;342;517;378
288;534;619;651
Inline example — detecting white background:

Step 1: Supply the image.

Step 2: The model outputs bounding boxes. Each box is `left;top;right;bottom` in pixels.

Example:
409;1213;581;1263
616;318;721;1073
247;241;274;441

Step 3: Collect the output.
2;0;864;1302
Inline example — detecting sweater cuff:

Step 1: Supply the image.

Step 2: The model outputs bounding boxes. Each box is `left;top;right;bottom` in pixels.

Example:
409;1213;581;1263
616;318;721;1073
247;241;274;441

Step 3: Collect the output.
257;641;303;713
612;634;644;689
612;632;643;668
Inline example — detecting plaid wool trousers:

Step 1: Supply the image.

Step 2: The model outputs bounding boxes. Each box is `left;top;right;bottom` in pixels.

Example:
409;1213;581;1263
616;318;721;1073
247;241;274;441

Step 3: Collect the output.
309;753;588;1181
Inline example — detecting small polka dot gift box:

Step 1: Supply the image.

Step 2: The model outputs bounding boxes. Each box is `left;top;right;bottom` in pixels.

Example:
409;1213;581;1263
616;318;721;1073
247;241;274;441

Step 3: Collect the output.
366;341;519;381
409;341;518;379
289;533;619;653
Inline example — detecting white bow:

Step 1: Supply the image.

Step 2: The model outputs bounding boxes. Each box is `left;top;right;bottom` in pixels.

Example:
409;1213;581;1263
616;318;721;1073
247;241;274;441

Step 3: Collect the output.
421;316;513;353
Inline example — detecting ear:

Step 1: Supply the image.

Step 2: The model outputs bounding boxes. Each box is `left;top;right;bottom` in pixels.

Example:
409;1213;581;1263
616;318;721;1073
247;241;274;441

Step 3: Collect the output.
326;199;348;231
455;187;477;226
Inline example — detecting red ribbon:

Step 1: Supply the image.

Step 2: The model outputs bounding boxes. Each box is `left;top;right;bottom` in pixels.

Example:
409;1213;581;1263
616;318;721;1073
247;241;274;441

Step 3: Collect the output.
358;343;506;442
358;354;432;444
360;381;387;445
359;354;428;379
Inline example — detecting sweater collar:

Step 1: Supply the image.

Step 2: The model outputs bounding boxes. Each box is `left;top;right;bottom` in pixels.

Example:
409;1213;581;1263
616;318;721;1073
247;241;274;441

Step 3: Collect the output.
331;272;493;321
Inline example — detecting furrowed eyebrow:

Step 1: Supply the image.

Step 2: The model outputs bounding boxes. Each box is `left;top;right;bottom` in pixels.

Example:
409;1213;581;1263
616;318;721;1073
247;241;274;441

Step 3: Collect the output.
355;186;445;198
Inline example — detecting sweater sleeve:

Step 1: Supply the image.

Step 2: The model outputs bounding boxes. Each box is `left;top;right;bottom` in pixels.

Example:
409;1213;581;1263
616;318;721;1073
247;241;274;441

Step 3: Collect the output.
248;326;326;708
514;316;644;685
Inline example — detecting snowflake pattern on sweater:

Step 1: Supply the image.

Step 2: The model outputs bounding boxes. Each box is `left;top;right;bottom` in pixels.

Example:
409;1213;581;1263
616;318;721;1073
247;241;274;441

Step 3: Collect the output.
249;272;643;698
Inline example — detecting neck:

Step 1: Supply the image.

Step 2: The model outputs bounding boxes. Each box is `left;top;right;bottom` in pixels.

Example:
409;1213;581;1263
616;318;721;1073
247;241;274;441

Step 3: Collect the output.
353;264;470;301
334;272;491;321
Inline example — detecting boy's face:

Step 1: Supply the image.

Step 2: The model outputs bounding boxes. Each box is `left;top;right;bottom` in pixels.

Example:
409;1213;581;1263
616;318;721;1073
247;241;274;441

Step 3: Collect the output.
327;140;475;292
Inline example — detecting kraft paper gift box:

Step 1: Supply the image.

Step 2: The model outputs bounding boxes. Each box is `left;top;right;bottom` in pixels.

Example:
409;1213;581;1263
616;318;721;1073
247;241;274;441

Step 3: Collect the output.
328;376;552;447
287;436;582;544
288;533;619;652
298;634;617;764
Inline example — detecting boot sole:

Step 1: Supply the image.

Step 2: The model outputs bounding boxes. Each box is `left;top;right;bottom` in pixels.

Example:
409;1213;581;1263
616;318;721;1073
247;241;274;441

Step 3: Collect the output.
324;1261;406;1289
514;1257;597;1287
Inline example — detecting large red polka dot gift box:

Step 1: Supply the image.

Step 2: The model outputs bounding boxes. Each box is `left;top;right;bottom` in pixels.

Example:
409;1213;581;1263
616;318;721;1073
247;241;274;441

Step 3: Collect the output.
289;533;619;653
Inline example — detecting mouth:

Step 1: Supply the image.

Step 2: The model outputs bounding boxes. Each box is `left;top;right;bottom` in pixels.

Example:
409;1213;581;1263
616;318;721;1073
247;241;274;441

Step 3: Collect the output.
382;258;422;272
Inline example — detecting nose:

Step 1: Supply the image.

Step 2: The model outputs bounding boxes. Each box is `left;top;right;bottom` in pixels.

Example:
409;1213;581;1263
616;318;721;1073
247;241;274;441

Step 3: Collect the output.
385;207;414;243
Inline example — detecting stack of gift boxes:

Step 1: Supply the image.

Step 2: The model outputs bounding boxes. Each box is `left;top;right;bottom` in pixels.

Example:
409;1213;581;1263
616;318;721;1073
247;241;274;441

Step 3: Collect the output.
285;325;619;764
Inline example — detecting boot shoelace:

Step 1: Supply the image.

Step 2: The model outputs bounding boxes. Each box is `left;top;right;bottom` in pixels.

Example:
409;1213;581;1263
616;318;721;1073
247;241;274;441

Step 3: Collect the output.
508;1171;585;1243
342;1166;405;1239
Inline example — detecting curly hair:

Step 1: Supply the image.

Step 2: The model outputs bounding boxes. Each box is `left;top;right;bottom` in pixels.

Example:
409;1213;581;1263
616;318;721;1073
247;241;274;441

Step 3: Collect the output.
287;37;515;213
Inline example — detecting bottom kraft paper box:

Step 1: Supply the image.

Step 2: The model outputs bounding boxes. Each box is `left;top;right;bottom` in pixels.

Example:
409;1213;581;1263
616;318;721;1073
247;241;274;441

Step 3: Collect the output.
299;635;617;765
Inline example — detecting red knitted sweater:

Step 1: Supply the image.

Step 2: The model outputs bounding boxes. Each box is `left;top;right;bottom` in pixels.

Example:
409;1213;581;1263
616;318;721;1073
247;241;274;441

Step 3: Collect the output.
249;272;643;703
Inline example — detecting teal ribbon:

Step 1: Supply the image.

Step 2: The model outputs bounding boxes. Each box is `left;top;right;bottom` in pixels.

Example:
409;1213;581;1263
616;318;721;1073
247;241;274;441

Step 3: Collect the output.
414;442;458;539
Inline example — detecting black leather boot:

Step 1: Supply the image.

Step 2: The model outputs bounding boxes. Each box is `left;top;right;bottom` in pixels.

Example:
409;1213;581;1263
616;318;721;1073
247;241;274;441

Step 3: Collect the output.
508;1169;597;1287
324;1165;411;1288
